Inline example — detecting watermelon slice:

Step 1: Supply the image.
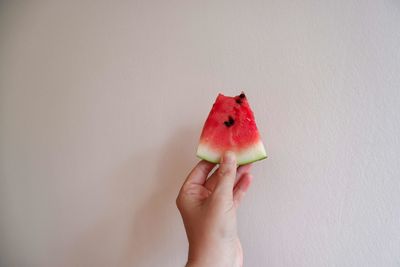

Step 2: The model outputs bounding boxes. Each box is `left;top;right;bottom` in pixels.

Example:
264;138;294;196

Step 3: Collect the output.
196;92;267;165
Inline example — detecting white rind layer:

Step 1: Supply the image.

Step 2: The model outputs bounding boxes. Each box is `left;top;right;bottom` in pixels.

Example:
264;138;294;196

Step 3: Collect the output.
196;140;267;165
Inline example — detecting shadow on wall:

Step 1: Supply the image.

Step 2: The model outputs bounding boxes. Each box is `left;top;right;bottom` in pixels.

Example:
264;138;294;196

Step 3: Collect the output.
121;127;198;267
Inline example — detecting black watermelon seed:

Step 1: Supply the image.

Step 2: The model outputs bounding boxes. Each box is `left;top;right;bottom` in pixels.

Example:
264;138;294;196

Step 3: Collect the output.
236;99;243;104
239;93;246;98
228;116;235;125
223;116;235;127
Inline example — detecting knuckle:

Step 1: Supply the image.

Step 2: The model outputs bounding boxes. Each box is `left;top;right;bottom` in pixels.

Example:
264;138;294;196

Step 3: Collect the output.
218;167;233;178
175;194;183;209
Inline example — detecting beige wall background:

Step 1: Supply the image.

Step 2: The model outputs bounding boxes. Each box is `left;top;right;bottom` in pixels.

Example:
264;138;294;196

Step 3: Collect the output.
1;1;399;266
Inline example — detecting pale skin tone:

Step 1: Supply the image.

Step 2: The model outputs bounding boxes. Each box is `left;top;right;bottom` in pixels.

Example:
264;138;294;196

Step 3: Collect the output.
176;152;253;267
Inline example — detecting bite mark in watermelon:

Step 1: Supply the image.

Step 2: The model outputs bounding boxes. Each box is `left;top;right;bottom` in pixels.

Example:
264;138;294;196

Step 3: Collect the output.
197;92;267;165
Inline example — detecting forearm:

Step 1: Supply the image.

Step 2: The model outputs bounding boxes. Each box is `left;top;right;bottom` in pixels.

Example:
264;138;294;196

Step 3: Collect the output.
186;243;238;267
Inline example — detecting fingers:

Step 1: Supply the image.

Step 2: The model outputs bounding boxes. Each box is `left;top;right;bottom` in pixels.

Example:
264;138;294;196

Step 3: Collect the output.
213;151;237;197
184;160;215;186
235;163;252;186
204;163;252;192
233;173;253;208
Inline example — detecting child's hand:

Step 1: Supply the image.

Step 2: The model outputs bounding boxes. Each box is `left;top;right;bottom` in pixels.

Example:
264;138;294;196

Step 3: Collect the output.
176;152;253;267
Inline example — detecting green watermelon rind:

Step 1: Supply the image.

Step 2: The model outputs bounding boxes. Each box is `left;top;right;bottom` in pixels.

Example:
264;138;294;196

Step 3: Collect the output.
196;153;267;165
196;141;267;165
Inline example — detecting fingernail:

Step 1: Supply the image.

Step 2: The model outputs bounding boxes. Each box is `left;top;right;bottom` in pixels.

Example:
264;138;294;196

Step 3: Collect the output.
222;151;235;163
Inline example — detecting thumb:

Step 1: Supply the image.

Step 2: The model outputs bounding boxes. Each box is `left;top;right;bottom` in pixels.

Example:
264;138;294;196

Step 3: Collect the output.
213;151;237;197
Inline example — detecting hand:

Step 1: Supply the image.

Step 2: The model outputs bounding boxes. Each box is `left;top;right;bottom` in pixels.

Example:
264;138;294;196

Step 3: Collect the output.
176;152;253;267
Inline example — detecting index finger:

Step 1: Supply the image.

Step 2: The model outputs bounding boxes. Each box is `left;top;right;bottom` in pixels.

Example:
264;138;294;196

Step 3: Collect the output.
204;163;252;192
183;160;216;186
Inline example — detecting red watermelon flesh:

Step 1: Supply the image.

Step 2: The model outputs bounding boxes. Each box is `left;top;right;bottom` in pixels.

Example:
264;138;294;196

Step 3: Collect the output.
197;92;267;165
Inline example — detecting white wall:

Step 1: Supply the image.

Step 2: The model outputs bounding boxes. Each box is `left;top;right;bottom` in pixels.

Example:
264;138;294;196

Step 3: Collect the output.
1;1;399;266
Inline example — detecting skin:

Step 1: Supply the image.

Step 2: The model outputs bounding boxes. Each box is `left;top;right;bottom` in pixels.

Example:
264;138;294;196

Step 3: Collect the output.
176;151;253;267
